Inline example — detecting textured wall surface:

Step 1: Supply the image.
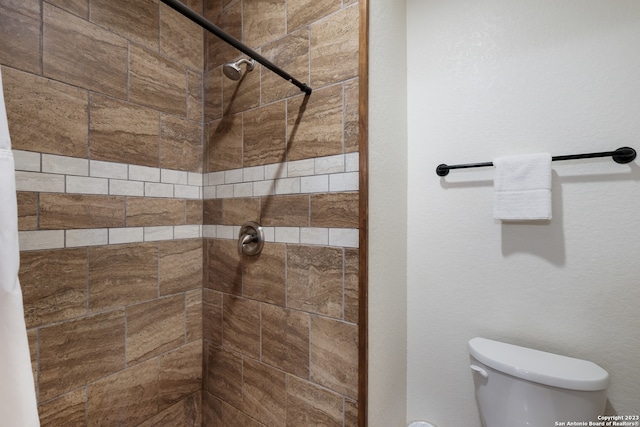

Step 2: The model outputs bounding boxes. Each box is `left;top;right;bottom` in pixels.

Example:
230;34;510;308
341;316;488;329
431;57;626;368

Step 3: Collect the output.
2;0;205;424
1;0;361;425
405;0;640;424
201;0;361;425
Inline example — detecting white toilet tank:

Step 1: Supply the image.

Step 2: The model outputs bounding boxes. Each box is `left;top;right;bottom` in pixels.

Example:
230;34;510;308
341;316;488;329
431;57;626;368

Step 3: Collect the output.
468;337;610;427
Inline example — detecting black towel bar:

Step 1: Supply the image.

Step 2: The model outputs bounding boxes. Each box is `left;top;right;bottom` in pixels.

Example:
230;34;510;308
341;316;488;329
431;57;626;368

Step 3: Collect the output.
436;146;637;177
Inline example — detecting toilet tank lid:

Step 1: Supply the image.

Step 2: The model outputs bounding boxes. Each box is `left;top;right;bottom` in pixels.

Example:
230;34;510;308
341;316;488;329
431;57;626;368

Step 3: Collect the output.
468;337;610;391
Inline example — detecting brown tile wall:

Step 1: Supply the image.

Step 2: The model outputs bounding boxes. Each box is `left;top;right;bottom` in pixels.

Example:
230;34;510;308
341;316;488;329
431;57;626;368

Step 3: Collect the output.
1;0;205;425
202;0;360;425
2;0;361;424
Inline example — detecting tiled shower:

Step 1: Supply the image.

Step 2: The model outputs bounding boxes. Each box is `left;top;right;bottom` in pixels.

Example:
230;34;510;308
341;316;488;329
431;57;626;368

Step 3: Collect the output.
0;0;361;425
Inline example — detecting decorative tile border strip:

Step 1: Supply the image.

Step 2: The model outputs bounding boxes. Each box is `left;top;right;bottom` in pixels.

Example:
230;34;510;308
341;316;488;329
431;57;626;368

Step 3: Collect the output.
18;225;358;251
13;150;359;199
14;151;360;250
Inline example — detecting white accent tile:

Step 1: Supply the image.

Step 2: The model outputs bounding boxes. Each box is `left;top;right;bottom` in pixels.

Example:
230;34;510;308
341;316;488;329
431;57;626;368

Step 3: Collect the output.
275;227;300;244
288;159;315;177
225;169;243;184
42;154;89;176
66;176;109;194
207;171;225;186
275;177;300;194
175;184;200;199
161;169;189;185
345;152;359;172
301;175;329;193
243;166;264;182
13;150;40;172
130;165;160;182
144;226;174;241
217;184;234;198
202;225;216;238
110;179;144;196
300;227;329;245
65;228;108;247
329;228;359;248
90;160;128;179
262;226;275;242
19;230;65;251
329;172;358;192
264;163;287;180
233;182;253;197
174;225;201;239
145;182;174;198
15;171;65;193
315;155;344;174
203;186;217;199
188;172;203;186
253;180;275;196
109;227;144;244
216;225;234;239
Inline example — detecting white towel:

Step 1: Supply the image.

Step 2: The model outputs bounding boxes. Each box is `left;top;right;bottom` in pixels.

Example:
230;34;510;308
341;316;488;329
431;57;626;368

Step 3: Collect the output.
493;153;552;221
0;69;41;426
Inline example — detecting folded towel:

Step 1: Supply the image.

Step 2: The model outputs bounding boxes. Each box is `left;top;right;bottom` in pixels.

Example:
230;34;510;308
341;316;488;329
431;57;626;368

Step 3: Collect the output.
493;153;552;221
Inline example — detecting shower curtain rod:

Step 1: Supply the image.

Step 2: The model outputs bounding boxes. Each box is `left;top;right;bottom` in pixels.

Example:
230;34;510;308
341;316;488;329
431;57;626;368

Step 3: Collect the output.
160;0;312;95
435;146;637;176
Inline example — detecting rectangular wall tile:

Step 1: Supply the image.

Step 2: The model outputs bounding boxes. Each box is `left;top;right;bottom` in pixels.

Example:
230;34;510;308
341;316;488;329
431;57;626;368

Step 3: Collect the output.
126;197;186;227
39;309;125;401
310;316;358;400
204;344;242;408
261;304;309;378
160;3;204;70
310;5;359;87
3;67;88;157
286;376;343;427
17;192;38;231
260;194;310;227
186;289;203;341
39;193;125;230
159;340;203;408
159;239;203;295
261;29;310;103
243;101;287;167
138;393;202;427
310;192;359;228
242;358;286;426
188;70;204;122
87;358;159;426
47;0;89;18
287;0;341;32
38;388;87;427
90;94;160;168
20;248;88;329
0;1;41;74
90;0;159;51
43;3;128;98
287;245;343;318
242;243;286;305
287;85;343;161
129;44;188;116
206;239;242;295
88;243;158;311
206;115;243;172
160;115;203;172
126;295;185;364
204;1;241;70
222;295;260;358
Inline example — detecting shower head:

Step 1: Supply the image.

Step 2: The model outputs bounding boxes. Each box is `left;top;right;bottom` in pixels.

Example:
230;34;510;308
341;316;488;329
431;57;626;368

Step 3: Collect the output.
223;58;256;81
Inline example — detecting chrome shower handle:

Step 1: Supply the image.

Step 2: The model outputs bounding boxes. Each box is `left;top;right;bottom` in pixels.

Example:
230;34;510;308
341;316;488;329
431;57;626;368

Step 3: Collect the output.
238;221;264;256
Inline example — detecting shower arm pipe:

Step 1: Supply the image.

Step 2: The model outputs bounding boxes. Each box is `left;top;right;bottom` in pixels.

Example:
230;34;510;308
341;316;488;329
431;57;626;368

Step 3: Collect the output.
159;0;312;95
